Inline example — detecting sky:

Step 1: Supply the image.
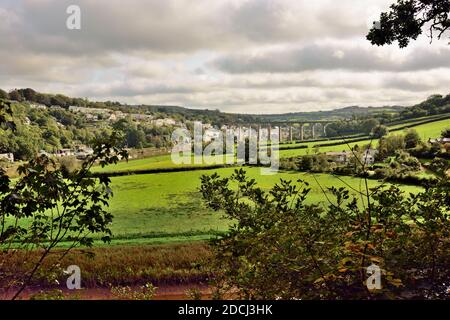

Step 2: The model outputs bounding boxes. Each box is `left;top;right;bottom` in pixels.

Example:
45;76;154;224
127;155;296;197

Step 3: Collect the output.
0;0;449;114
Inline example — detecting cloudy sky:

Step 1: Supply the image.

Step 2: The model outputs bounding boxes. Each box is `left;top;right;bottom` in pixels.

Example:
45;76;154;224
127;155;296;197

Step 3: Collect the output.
0;0;449;113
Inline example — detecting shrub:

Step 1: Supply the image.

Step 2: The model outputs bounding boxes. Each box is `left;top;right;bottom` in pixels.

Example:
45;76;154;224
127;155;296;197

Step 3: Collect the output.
200;169;450;299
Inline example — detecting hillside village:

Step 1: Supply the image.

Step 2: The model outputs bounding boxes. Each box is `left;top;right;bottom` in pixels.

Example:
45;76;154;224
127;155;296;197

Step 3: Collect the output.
0;90;450;175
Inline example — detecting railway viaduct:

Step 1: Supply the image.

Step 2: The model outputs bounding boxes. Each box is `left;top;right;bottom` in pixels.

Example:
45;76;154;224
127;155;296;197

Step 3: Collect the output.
233;121;338;142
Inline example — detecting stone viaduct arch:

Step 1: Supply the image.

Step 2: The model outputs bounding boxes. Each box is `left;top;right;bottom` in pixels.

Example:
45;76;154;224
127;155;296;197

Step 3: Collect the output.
231;121;338;143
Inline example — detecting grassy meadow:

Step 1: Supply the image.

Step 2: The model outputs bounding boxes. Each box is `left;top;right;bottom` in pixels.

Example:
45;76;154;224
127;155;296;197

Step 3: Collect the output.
279;117;450;158
102;167;421;245
80;117;450;245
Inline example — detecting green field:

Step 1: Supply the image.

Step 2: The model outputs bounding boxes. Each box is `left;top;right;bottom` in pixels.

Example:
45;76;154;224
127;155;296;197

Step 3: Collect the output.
103;167;421;245
91;117;450;173
279;117;450;158
79;117;449;245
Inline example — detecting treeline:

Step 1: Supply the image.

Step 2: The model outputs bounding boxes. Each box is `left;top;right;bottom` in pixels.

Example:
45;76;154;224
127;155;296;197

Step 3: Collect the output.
399;94;450;120
0;88;121;110
325;94;450;137
0;88;259;127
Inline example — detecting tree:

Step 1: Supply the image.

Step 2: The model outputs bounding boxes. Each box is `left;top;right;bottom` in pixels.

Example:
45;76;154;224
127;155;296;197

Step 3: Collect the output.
0;100;128;299
8;90;23;102
371;125;389;138
298;155;314;171
361;118;380;135
50;94;70;108
0;89;8;100
442;128;450;138
393;150;422;171
200;169;450;299
49;108;75;126
367;0;450;48
35;93;52;106
19;88;37;101
404;129;421;148
112;118;147;148
378;134;406;159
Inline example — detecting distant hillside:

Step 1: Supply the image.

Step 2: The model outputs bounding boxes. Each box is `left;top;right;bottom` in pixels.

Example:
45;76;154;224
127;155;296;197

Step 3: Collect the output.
1;88;449;125
256;105;406;122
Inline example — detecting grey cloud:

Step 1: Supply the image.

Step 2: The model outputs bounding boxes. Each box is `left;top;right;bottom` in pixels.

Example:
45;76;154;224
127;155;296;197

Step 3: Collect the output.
383;75;443;92
7;0;231;56
0;0;449;114
80;83;199;98
213;45;450;73
1;0;383;57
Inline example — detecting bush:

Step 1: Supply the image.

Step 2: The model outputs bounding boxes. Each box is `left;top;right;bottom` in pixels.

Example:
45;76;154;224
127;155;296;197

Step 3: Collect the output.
371;125;389;138
200;169;450;299
404;129;421;149
57;156;81;174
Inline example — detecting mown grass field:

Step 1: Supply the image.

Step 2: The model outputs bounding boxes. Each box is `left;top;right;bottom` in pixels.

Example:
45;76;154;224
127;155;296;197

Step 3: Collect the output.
279;117;450;158
101;166;421;245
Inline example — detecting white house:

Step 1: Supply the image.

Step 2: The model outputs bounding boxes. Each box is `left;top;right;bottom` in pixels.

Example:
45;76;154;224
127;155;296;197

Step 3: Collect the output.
75;146;94;160
429;137;450;144
29;103;47;110
204;129;222;143
325;151;352;164
55;149;74;157
325;149;378;165
0;153;14;162
152;118;178;127
361;149;378;165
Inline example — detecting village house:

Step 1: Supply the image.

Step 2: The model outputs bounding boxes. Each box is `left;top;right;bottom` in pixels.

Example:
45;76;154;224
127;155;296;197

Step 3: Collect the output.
55;149;74;157
38;150;49;158
85;113;99;121
29;103;47;110
68;106;113;115
204;128;222;143
131;113;153;121
108;113;118;122
0;153;14;162
325;151;352;164
361;149;378;165
74;146;94;160
325;149;378;165
152;118;178;127
428;137;450;144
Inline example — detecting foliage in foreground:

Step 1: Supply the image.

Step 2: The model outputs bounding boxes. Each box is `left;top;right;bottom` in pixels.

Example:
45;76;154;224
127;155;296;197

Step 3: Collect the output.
200;169;450;299
367;0;450;48
0;99;128;299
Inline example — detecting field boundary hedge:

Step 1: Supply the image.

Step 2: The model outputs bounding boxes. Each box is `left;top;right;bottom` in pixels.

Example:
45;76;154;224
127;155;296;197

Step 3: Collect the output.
93;164;238;177
388;114;450;133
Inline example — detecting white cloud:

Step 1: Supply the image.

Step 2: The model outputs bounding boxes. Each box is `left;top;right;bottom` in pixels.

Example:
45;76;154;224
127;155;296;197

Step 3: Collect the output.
0;0;448;113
